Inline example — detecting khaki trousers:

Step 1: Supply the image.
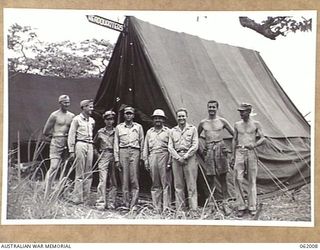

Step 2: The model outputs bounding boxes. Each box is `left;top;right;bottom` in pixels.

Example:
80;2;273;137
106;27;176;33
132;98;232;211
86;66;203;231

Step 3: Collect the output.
148;151;171;211
172;154;198;211
119;147;140;208
96;151;117;208
72;141;93;203
234;148;258;211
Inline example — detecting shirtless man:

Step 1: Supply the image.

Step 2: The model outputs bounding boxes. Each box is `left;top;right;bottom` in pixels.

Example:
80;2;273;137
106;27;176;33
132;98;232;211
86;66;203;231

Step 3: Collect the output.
232;103;265;217
43;95;75;199
198;100;233;215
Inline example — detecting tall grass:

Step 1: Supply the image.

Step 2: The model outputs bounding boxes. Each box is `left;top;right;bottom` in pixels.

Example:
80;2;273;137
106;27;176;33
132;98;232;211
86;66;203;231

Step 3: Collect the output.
7;133;106;219
6;133;311;221
8;134;68;219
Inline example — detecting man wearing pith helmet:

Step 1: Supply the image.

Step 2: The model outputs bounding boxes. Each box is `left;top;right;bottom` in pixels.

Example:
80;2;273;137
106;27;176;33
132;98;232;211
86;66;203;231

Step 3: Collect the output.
43;95;75;199
68;99;95;205
143;109;172;212
114;106;144;210
232;102;265;217
94;110;117;210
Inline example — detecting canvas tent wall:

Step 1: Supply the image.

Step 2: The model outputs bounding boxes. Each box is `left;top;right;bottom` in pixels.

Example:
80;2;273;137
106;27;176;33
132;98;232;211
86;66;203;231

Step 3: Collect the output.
94;16;311;199
8;72;101;150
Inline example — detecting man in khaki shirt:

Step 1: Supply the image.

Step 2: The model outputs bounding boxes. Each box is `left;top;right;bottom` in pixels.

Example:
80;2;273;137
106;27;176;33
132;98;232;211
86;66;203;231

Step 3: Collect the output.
68;99;95;205
114;107;144;209
143;109;172;212
94;110;117;210
168;108;199;212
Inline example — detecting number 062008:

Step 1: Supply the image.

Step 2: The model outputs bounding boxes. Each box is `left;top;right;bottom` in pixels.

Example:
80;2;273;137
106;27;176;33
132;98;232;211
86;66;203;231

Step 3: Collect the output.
300;244;318;248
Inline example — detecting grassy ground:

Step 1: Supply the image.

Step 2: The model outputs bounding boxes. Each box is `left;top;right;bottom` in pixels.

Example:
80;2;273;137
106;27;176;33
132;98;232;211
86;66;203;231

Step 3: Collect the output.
6;169;311;222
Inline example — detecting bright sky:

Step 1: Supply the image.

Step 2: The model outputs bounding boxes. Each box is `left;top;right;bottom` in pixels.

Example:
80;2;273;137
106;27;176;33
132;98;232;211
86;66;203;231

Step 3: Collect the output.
3;9;317;117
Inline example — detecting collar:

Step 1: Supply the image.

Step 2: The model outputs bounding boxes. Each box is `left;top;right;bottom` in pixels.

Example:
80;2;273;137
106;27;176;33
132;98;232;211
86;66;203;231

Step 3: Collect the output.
122;121;136;128
102;127;115;134
80;113;90;121
174;123;192;132
150;126;168;133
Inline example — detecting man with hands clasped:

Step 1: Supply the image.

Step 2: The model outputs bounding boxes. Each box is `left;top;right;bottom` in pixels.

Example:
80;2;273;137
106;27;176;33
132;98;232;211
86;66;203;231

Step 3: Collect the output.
168;108;199;212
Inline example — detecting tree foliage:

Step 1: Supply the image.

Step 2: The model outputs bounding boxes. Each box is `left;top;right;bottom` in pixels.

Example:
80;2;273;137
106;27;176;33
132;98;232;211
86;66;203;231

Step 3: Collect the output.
239;16;312;40
7;23;114;78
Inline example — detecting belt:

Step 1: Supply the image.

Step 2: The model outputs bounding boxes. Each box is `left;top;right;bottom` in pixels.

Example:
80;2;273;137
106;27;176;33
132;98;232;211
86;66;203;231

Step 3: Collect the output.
102;148;113;152
150;149;168;155
177;149;188;153
206;140;222;144
119;146;140;150
77;140;93;144
236;145;252;150
52;134;68;137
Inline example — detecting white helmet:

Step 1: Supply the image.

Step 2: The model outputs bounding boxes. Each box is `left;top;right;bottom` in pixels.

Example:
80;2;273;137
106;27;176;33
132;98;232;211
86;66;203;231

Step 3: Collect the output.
151;109;166;118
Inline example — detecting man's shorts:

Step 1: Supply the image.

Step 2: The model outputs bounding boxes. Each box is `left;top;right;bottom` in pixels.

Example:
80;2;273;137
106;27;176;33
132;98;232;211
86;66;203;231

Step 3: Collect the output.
49;136;68;159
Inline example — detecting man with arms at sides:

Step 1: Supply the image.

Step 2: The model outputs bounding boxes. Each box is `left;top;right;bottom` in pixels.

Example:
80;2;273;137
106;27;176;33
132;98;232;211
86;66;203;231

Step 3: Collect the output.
114;106;144;210
168;108;199;214
143;109;172;213
43;95;74;199
68;99;95;205
94;110;118;210
198;100;234;215
232;103;265;217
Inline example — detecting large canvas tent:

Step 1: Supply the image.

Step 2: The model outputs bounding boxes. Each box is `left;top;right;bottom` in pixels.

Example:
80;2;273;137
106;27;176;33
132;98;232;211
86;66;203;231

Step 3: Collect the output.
94;16;311;198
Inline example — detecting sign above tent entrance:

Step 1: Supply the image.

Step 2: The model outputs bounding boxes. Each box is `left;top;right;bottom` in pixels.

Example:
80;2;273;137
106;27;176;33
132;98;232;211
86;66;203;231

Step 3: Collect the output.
86;15;124;32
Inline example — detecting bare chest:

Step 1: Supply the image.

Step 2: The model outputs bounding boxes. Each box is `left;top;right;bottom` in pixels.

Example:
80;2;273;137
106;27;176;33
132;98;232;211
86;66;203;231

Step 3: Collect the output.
237;123;257;135
202;119;224;132
55;113;73;127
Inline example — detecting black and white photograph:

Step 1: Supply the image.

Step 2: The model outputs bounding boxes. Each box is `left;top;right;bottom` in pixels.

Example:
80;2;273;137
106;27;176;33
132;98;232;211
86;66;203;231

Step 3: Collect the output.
2;9;316;226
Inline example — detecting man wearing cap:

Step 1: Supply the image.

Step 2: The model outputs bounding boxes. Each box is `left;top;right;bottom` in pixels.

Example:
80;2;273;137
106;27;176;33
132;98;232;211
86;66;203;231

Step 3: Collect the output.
143;109;172;212
94;110;117;210
232;103;265;217
68;99;95;205
198;100;234;215
43;95;75;199
114;106;144;209
168;108;199;213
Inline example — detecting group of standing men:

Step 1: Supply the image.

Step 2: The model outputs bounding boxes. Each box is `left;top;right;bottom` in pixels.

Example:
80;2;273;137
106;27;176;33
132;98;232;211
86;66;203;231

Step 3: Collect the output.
43;95;264;217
